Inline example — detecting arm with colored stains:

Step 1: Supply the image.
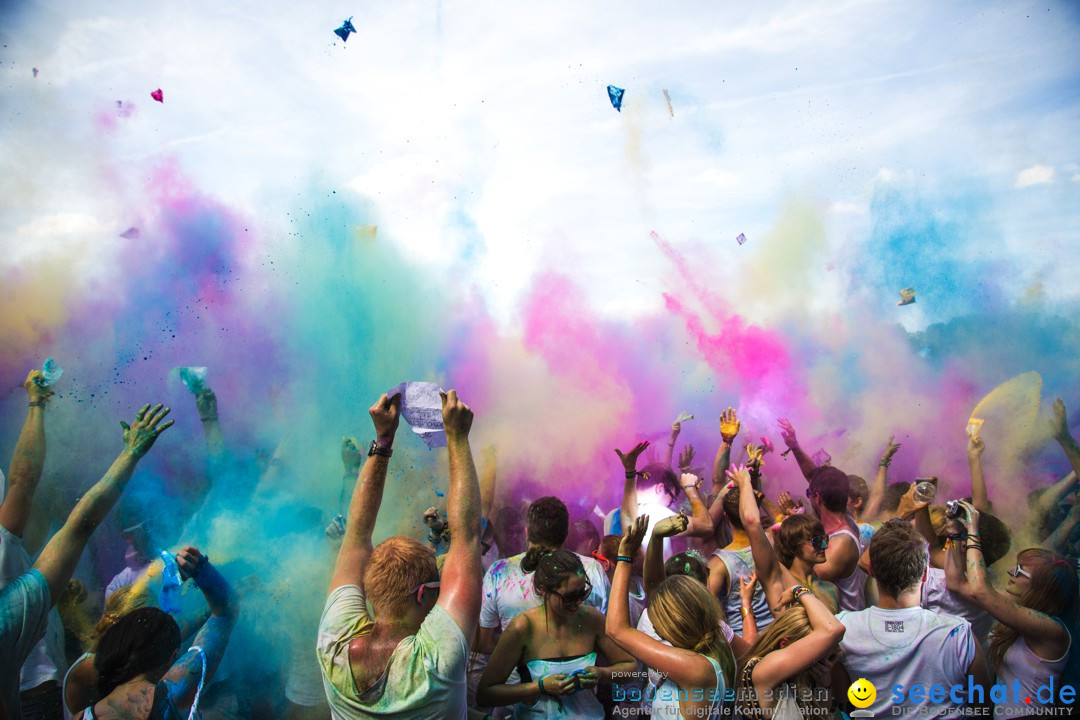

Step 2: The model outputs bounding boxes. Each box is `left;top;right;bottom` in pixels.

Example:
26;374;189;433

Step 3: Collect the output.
967;433;991;512
164;554;238;712
33;404;173;606
951;501;1069;658
776;418;817;480
436;390;482;636
616;441;650;527
195;388;225;460
329;393;399;591
731;463;789;611
863;436;901;522
0;370;50;537
678;475;715;538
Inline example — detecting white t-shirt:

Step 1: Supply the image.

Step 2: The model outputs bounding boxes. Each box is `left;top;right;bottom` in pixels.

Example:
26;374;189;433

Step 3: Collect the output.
317;585;467;720
479;551;610;630
920;567;994;643
837;605;975;719
995;622;1071;716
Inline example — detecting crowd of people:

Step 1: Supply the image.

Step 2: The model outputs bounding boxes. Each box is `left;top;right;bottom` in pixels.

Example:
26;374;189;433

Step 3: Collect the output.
3;367;1080;720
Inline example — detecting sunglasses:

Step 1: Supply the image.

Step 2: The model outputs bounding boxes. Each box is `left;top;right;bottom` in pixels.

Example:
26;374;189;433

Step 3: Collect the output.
552;579;593;607
1008;564;1032;580
591;551;614;570
409;581;441;604
806;535;830;551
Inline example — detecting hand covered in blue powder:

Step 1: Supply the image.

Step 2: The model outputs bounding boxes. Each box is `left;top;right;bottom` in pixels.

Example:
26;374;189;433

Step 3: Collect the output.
121;403;174;458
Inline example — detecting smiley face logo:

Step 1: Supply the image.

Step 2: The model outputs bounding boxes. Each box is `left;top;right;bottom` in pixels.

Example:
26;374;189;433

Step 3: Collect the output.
848;678;876;709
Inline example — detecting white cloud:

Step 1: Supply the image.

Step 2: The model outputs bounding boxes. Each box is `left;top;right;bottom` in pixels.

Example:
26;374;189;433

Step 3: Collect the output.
1015;165;1056;189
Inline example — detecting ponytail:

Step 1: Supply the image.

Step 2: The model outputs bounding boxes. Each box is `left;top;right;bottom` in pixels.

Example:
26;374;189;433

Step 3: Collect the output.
521;546;547;574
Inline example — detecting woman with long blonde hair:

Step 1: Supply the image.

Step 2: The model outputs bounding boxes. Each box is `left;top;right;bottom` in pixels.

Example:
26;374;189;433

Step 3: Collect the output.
945;501;1077;716
735;586;845;719
607;516;735;719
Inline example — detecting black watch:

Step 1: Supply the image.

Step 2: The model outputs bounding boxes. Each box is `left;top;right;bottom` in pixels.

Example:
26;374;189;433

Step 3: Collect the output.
368;440;393;458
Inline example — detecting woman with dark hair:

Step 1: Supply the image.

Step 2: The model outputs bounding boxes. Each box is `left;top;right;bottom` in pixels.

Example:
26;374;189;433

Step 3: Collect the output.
68;547;237;720
477;549;635;718
945;500;1078;716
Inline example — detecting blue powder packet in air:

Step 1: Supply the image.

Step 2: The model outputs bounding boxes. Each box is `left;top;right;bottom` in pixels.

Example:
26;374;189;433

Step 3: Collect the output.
607;85;625;111
334;17;356;42
159;551;183;614
178;367;207;394
34;358;63;388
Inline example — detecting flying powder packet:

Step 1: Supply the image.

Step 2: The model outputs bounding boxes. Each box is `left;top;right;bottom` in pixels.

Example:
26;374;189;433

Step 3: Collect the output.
966;417;984;439
34;358;63;388
811;448;831;466
675;411;694;423
120;227;140;239
151;88;163;103
607;85;625;111
178;367;207;394
387;381;447;448
736;233;747;245
334;17;356;42
898;288;916;306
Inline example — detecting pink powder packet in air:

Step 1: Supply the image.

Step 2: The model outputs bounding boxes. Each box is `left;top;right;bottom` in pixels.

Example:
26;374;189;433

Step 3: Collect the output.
151;88;163;103
811;449;831;466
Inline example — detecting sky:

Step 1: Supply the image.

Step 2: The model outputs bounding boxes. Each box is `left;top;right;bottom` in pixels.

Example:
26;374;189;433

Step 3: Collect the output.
1;0;1080;555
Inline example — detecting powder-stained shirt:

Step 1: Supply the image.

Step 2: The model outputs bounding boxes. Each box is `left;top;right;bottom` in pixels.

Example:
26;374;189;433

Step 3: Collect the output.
479;552;609;631
317;585;468;720
1;569;51;720
837;605;975;719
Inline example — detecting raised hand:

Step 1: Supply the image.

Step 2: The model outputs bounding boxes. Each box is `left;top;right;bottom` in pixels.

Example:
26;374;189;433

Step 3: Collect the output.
956;499;980;535
120;404;174;458
896;482;930;521
677;444;696;473
720;408;741;445
725;463;752;487
967;434;985;461
615;441;651;473
739;572;759;606
370;393;402;441
195;388;218;422
439;389;473;440
325;514;346;539
880;435;901;467
341;436;363;472
175;546;209;581
777;491;804;516
777;418;799;450
746;443;766;471
653;513;688;539
619;515;649;557
24;369;53;404
1051;398;1071;442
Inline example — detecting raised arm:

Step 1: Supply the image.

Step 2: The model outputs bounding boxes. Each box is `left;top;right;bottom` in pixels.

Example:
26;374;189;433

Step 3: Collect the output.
435;390;481;636
863;436;901;522
952;501;1069;659
967;433;991;512
730;464;788;611
750;588;844;695
195;388;225;460
606;516;717;691
165;547;239;711
329;393;400;591
643;514;689;594
712;408;740;490
777;418;818;480
616;441;650;527
1051;399;1080;480
32;403;173;607
0;370;51;537
678;474;715;538
663;422;681;469
1044;500;1080;553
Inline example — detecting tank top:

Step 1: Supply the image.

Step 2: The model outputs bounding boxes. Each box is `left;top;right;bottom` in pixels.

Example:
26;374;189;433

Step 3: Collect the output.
651;654;726;719
713;547;773;635
827;527;867;612
994;621;1071;716
517;652;604;719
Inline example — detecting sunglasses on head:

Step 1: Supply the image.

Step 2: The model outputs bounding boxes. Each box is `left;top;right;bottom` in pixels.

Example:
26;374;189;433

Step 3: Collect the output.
806;535;830;551
409;581;441;604
552;579;593;607
1008;564;1032;580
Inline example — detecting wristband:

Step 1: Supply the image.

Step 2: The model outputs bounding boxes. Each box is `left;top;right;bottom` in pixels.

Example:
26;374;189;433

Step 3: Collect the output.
946;532;967;541
368;440;393;458
879;459;891;468
28;400;46;408
625;471;636;480
617;555;633;564
199;414;218;422
538;677;548;696
740;606;751;616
